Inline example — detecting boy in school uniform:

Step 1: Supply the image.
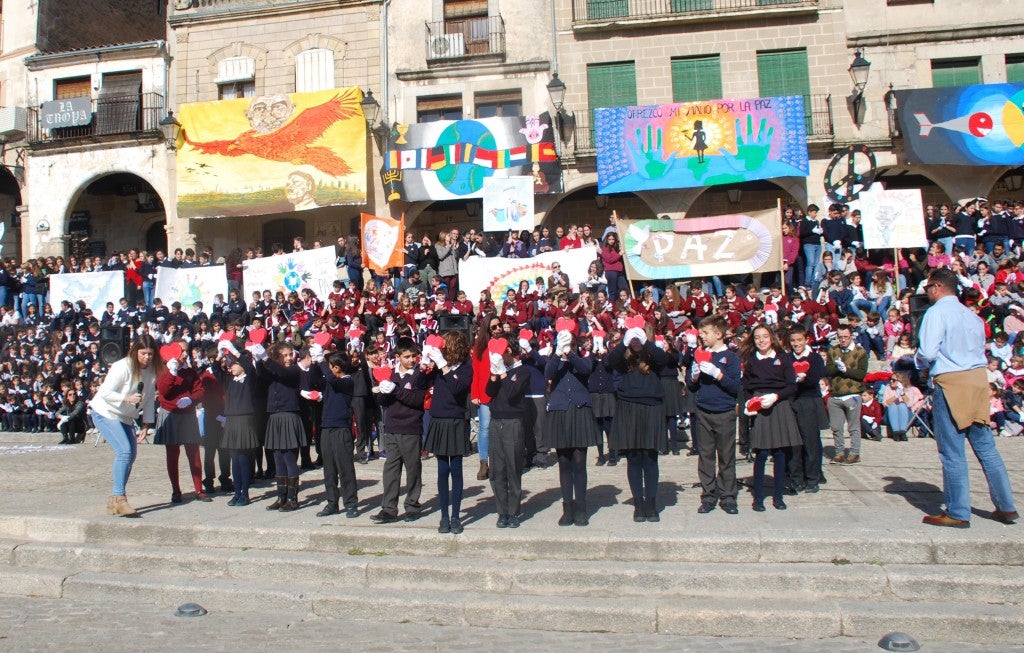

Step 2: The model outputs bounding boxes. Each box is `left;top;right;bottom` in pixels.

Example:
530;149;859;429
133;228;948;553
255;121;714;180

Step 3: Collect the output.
687;316;743;514
309;350;360;518
485;339;531;528
371;342;427;523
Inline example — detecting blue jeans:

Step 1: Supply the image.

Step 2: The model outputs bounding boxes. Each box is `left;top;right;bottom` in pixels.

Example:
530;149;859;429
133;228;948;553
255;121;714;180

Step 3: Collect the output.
932;385;1016;521
477;403;491;462
885;403;913;432
143;281;156;308
0;286;7;308
849;298;875;320
91;410;138;496
938;237;955;257
954;237;975;255
802;243;821;289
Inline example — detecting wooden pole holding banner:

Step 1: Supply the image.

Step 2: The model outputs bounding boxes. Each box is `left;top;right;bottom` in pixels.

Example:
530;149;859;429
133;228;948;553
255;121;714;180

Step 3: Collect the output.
893;246;901;293
617;209;638;298
778;198;787;298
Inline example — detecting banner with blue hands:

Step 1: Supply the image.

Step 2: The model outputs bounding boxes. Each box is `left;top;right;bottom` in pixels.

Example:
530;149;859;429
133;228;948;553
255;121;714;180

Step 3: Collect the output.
594;96;809;193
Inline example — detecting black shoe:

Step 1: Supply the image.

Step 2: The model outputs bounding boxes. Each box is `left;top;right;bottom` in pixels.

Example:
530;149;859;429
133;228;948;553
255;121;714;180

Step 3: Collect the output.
687;448;700;456
645;498;660;523
450;517;464;534
496;514;509;528
783;485;799;496
371;510;400;524
171;492;183;504
573;500;589;527
345;507;359;518
720;502;739;515
402;505;423;522
558;501;575;526
671;449;681;456
596;455;607;466
220;481;234;493
437;518;450;534
805;484;820;493
633;503;645;522
356;453;369;465
316;502;340;517
194;492;213;503
607;458;618;467
752;501;766;512
697;501;716;514
507;514;521;528
773;499;788;510
203;481;216;494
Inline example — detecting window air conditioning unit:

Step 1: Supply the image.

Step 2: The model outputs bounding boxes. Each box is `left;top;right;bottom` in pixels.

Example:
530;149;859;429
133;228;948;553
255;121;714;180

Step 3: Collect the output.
0;107;28;141
429;33;465;58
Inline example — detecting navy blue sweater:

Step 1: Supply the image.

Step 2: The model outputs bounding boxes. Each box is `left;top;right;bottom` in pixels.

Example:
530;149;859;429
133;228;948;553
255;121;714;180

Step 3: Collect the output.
309;362;355;428
587;353;615;394
485;364;530;419
686;348;742;412
607;342;671;406
545;353;593;410
522;350;550;396
380;369;427;435
219;362;258;417
258;359;301;414
787;350;826;400
427;360;472;419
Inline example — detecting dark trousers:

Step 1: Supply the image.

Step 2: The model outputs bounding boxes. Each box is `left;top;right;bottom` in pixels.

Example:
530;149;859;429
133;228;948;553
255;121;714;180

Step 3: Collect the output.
59;422;85;443
788;396;823;487
351;396;377;455
524;396;546;456
490;418;525;516
753;447;788;504
321;427;358;508
203;445;231;487
380;432;422;515
695;408;738;503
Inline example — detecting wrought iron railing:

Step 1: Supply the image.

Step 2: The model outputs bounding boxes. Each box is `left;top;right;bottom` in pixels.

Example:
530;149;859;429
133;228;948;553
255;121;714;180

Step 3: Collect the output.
807;93;834;139
426;15;505;62
572;0;816;22
27;92;164;144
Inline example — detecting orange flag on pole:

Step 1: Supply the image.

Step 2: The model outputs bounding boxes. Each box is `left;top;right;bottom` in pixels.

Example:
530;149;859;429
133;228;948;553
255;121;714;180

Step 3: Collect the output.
360;213;405;274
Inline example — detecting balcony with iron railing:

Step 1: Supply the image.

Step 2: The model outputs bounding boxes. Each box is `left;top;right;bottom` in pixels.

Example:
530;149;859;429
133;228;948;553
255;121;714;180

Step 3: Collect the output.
426;15;505;64
568;93;833;160
27;93;164;148
572;0;818;29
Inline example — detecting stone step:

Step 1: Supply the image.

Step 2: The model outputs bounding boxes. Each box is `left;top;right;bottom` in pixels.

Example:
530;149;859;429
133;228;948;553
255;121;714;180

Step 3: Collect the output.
5;540;1023;606
4;567;1019;643
1;513;1021;566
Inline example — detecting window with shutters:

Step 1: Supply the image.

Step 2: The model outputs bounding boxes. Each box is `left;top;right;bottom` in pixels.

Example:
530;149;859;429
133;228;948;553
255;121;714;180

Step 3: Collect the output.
97;71;141;134
55;76;92;101
671;55;722;103
757;49;811;131
417;95;463;123
1006;55;1024;84
475;90;521;118
216;56;256;99
587;62;636;151
586;0;628;19
295;48;335;93
931;58;981;88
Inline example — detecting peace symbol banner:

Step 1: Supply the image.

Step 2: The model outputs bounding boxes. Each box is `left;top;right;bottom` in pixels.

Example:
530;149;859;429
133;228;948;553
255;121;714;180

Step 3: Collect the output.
619;211;783;281
242;246;338;300
360;213;405;274
594;96;810;193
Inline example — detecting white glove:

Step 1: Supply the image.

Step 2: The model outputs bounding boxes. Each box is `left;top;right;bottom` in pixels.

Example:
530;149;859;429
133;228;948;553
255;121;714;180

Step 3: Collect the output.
832;240;841;248
852;241;861;248
166;359;180;375
655;339;667;351
690;364;701;381
835;359;847;373
760;393;778;409
795;373;807;383
378;380;396;394
489;352;506;376
668;311;681;318
175;396;193;409
686;334;699;349
812;226;822;235
58;416;69;426
217;340;239;358
300;390;323;402
623;327;647;347
593;337;605;353
216;415;227;425
422;344;438;361
430;348;448;369
518;338;531;353
247;343;268;361
698;361;721;378
309;344;324;363
556;330;572;350
538;345;553;357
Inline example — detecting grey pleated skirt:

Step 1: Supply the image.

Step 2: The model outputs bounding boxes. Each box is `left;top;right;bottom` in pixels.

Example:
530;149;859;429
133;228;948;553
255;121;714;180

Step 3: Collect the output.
610;399;666;451
222;414;260;450
750;398;803;450
660;377;685;416
590;392;616;419
264;412;308;450
153;410;202;446
424;416;471;456
546;404;598;449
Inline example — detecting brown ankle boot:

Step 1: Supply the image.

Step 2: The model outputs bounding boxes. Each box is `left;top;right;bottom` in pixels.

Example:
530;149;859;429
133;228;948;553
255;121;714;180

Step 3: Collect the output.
106;496;117;515
111;495;137;517
476;460;489;480
266;476;287;510
280;476;299;512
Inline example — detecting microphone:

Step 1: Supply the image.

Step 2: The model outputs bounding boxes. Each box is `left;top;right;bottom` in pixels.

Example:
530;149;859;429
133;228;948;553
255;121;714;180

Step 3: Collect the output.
134;382;144;410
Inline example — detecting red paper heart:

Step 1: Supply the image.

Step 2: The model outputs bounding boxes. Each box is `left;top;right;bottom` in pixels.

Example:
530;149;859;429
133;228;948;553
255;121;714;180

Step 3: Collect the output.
248;328;268;345
519;329;534;342
694;348;712;364
554;317;575;333
425;334;445;349
159;343;182;362
307;390;322;401
655;335;666;344
745;397;763;413
488;338;509;355
347;330;362;340
313;332;332;347
625;315;646;329
372;366;393;382
793;360;810;375
218;331;235;342
765;303;778;312
591;329;606;339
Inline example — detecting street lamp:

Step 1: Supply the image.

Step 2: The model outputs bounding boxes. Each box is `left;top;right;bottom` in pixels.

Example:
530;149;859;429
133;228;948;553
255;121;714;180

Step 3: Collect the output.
849;50;871;126
360;89;388;155
547;73;575;143
159;111;182;151
546;73;566;111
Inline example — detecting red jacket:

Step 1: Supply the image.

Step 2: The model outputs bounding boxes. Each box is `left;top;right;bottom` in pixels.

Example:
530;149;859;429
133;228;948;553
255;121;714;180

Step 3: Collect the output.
156;367;204;412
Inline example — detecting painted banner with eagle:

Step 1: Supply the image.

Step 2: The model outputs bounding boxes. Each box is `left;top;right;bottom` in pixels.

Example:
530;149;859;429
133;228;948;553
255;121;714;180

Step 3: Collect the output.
176;88;367;219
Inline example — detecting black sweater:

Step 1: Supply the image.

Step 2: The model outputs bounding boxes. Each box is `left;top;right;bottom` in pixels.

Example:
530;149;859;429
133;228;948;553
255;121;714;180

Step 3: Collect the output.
427;360;472;419
741;352;797;400
485;364;530;419
220;362;258;417
607;342;671;406
258;358;301;414
380;369;426;435
309;362;354;427
787;350;825;400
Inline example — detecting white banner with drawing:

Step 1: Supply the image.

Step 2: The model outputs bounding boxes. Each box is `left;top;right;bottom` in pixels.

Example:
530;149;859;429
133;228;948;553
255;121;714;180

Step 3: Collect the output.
459;246;598;308
49;271;124;315
155;265;229;316
242;246;338;301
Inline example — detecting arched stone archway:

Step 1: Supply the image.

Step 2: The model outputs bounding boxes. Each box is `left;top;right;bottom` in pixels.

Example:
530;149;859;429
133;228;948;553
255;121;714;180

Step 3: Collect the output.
542;185;653;233
0;166;23;260
685;179;802;217
63;172;165;261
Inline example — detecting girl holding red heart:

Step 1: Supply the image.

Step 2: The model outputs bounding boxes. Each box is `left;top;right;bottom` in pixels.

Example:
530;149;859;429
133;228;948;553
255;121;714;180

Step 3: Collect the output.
154;340;208;504
739;326;802;512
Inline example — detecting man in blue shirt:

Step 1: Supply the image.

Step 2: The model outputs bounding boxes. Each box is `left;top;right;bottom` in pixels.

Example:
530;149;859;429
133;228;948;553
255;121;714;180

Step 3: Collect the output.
915;268;1018;527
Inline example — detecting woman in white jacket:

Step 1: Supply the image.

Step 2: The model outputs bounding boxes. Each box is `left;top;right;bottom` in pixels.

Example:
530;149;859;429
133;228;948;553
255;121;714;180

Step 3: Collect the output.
89;334;161;516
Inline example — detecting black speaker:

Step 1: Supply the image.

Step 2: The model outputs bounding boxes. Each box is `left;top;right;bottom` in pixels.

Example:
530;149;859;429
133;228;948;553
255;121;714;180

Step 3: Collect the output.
99;326;131;366
908;293;930;342
438;313;471;333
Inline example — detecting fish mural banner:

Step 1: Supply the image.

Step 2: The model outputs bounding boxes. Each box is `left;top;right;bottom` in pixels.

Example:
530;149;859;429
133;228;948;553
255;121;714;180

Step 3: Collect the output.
49;271;124;316
619;210;783;281
380;113;562;202
242;246;338;301
895;84;1024;165
459;246;598;310
176;88;367;219
594;96;810;193
154;265;229;317
360;213;406;275
482;176;535;232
